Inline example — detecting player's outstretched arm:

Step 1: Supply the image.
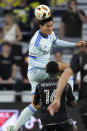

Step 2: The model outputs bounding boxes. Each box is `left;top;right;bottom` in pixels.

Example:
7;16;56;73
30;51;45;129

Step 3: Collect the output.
55;36;86;47
48;68;73;116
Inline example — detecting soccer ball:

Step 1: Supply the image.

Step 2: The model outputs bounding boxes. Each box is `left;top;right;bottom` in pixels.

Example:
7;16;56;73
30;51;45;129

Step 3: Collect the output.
35;5;51;20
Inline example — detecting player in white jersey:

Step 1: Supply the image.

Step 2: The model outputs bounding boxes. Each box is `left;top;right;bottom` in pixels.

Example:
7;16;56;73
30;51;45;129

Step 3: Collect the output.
7;5;85;131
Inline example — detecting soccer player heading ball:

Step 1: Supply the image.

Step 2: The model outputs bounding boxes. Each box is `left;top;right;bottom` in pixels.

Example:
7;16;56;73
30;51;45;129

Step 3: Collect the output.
7;5;86;131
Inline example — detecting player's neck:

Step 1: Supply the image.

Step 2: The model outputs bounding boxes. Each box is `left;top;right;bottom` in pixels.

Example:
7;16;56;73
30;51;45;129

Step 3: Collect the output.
39;30;48;38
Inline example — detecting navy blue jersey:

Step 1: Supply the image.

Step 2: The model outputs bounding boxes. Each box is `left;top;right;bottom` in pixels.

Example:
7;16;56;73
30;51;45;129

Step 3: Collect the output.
33;76;75;125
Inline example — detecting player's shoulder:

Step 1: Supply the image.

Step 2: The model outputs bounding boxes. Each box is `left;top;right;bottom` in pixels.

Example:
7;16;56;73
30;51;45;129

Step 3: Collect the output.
51;31;57;40
31;30;40;39
51;31;55;36
30;30;42;43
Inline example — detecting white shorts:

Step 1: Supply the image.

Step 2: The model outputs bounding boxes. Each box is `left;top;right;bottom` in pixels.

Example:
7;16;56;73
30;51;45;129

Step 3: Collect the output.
27;68;48;95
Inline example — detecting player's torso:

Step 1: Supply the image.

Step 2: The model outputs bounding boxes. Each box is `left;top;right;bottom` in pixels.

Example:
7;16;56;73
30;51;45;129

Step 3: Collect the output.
38;77;68;125
29;31;54;67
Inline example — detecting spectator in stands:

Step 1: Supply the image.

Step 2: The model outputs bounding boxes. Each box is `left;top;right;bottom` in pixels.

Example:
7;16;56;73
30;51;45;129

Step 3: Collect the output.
0;28;4;53
0;28;4;43
0;6;4;16
28;0;40;8
3;13;22;44
28;0;49;7
0;42;17;90
59;0;87;42
12;0;32;31
74;46;85;90
50;0;67;7
0;0;21;8
55;51;62;62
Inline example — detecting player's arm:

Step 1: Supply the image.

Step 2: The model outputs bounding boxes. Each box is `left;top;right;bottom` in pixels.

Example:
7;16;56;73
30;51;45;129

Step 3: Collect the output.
33;85;41;109
48;55;80;115
56;54;80;103
56;68;73;100
47;68;74;116
52;32;86;47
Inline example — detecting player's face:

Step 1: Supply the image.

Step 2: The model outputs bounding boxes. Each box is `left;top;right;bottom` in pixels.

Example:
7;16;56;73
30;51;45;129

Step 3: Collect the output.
40;21;53;36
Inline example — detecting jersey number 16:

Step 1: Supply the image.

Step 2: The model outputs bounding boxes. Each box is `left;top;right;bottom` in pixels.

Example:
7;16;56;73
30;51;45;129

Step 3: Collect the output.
44;89;56;104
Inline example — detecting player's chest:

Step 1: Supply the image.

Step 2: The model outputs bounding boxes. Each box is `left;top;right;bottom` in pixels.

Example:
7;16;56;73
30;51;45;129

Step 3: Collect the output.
40;38;53;50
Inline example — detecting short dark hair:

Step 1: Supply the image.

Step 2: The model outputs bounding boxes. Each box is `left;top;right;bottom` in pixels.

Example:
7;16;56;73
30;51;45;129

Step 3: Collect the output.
46;61;59;74
2;41;11;47
39;15;53;26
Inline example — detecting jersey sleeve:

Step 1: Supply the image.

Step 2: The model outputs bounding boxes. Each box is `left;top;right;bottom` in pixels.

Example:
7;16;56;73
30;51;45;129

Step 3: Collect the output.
52;32;76;47
70;55;80;74
33;85;40;105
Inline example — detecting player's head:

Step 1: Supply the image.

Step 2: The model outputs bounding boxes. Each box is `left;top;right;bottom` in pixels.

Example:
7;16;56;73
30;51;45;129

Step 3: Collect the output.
35;5;53;36
46;61;59;75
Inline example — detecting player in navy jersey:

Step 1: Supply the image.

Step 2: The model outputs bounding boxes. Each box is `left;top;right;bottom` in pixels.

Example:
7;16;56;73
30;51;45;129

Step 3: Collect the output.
33;61;76;131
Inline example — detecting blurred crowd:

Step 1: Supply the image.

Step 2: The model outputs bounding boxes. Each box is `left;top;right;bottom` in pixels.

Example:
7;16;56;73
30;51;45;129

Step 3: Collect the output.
0;0;87;101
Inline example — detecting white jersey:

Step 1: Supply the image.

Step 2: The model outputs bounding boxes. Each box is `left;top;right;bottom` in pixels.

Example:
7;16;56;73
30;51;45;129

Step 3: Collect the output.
28;30;75;71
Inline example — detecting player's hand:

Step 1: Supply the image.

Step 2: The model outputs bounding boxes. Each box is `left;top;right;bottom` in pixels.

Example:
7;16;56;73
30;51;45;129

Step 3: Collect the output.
76;41;86;47
47;98;60;116
7;125;14;131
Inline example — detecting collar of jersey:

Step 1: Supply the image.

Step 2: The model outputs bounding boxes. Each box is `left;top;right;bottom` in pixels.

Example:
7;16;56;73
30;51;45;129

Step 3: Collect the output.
39;31;48;39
